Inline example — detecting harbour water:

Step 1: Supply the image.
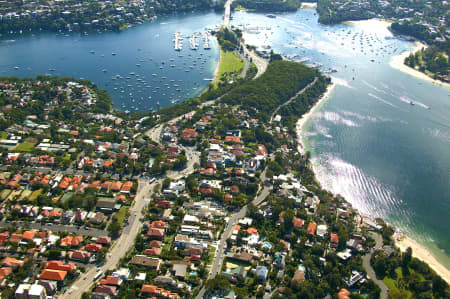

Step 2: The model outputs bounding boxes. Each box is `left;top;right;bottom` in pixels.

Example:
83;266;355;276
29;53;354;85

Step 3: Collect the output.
0;12;222;112
0;7;449;270
232;9;450;268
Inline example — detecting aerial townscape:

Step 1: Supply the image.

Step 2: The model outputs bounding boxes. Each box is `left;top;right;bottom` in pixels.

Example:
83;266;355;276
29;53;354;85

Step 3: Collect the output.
0;0;448;299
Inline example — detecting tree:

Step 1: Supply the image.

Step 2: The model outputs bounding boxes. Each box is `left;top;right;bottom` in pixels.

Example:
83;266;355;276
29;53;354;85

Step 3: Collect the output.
107;220;121;238
402;247;412;268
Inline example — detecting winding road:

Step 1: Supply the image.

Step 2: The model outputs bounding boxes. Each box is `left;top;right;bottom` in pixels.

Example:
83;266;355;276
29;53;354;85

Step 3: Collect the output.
362;232;388;299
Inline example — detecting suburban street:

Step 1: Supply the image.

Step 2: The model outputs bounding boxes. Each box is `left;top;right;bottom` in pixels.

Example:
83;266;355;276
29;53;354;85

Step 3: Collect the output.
196;166;272;299
362;232;388;299
61;179;153;299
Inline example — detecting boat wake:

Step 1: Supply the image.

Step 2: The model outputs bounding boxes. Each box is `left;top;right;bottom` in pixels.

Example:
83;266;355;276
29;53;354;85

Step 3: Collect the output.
317;111;360;127
368;93;398;108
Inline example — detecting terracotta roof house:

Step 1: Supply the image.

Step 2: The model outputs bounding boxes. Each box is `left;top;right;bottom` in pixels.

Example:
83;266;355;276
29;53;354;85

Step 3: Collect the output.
130;255;162;271
45;261;75;272
144;248;162;256
111;181;123;192
338;288;351;299
96;236;111;245
85;243;102;252
22;230;36;241
1;257;24;268
148;228;165;240
293;218;304;229
60;235;83;247
225;136;241;144
101;181;112;191
180;128;198;141
100;275;121;286
40;269;67;281
95;285;117;297
292;268;305;283
307;222;317;235
247;227;258;235
141;285;180;299
68;250;91;262
121;181;133;193
230;185;239;195
155;200;172;208
280;239;291;252
0;267;12;283
149;240;162;248
330;233;339;249
9;233;22;243
151;220;168;229
200;168;215;176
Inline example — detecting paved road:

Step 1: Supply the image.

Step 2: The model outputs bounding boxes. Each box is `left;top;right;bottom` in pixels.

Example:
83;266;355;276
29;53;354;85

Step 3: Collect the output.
270;77;318;123
0;221;106;238
223;0;232;28
362;232;388;299
196;166;272;299
61;179;153;299
244;48;268;79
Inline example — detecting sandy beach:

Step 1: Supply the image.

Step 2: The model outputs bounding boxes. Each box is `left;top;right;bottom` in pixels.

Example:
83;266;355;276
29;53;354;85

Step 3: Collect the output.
390;42;450;89
301;3;317;9
395;234;450;284
296;83;335;155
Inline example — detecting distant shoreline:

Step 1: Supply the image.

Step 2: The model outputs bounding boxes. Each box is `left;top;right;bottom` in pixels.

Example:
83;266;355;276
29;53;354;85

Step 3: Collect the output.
389;42;450;89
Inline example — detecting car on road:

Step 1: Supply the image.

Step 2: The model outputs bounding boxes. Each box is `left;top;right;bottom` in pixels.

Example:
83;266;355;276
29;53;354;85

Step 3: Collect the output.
83;276;88;280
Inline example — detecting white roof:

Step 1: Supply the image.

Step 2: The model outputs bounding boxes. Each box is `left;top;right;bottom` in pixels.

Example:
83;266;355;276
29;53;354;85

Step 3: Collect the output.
29;284;45;296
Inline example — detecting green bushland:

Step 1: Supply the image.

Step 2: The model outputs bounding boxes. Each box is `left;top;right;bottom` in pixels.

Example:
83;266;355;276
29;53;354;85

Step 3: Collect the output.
221;60;318;121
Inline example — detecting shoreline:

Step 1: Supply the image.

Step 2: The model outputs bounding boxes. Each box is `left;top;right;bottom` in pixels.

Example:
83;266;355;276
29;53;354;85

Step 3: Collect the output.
296;82;335;155
212;36;222;83
389;42;450;89
395;233;450;284
295;81;450;283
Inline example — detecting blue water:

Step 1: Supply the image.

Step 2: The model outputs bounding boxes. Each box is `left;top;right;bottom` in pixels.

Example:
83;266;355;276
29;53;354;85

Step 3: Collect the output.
0;12;222;112
232;9;450;269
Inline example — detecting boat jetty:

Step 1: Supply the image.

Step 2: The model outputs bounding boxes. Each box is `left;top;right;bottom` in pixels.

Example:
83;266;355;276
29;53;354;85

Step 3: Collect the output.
173;31;212;51
174;32;183;51
189;33;199;50
203;32;211;50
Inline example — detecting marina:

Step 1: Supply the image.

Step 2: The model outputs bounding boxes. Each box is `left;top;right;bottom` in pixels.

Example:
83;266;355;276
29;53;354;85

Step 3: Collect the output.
0;12;221;112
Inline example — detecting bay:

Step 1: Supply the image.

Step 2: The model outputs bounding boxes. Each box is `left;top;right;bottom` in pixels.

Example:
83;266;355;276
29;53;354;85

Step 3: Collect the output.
0;11;222;112
231;8;450;268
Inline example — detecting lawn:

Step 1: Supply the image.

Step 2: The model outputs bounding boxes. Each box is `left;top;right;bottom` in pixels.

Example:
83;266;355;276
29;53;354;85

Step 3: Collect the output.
208;245;216;264
19;190;32;201
14;142;36;152
217;49;245;82
0;132;7;139
115;206;129;225
7;190;22;201
0;190;11;200
28;189;43;201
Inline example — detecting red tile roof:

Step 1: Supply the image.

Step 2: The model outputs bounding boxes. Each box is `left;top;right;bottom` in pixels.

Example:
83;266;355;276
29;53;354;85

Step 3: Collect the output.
307;222;317;235
45;261;75;272
40;269;67;281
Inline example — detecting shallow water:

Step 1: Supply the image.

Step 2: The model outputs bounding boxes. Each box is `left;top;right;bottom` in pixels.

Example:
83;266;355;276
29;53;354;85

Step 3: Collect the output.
232;9;450;268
